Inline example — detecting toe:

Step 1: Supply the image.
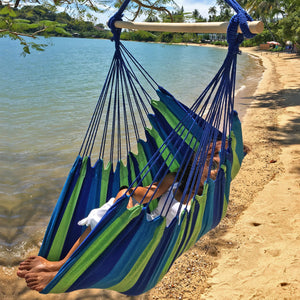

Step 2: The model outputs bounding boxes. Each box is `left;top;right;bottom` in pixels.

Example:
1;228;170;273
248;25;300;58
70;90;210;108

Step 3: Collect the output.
19;260;33;270
27;281;35;288
18;264;29;270
25;274;37;282
19;262;27;267
27;282;39;290
17;270;27;278
27;278;39;287
35;285;44;292
26;278;37;284
26;256;36;261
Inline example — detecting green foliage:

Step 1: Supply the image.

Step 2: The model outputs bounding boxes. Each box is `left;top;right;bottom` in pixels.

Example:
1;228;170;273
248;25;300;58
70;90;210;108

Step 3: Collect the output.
240;38;256;47
160;6;187;23
211;40;228;46
187;9;207;22
14;18;31;23
0;4;111;55
208;1;233;22
241;28;273;47
121;30;156;42
14;5;108;38
277;8;300;44
270;46;284;52
158;32;174;43
11;19;40;32
181;33;200;43
241;0;300;48
170;33;183;43
119;29;203;44
0;5;17;17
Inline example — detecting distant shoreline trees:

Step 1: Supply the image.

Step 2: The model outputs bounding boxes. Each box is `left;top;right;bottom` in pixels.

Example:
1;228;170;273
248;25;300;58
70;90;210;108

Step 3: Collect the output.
1;0;299;55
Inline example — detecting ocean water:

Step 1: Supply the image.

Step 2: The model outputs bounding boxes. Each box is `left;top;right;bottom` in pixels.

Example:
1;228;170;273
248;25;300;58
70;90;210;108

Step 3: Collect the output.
0;37;262;265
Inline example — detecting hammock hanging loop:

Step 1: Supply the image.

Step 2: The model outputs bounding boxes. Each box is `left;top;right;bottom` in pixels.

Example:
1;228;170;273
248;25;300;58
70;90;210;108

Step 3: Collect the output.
227;15;243;55
237;10;256;39
227;10;256;55
225;0;256;55
108;15;122;49
108;0;132;48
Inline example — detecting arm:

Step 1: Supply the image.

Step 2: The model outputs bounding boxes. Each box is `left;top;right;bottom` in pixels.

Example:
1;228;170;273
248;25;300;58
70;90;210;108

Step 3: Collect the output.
116;173;176;205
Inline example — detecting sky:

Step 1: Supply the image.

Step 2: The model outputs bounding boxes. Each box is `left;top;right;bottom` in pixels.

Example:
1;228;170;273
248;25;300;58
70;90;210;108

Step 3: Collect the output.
95;0;217;26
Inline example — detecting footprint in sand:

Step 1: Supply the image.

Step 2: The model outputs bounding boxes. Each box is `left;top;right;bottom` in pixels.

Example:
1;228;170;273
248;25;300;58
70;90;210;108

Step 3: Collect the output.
264;249;281;257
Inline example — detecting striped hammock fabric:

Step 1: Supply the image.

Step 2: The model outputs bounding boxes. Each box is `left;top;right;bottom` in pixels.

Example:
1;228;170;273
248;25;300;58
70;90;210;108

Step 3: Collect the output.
40;90;245;294
38;0;255;295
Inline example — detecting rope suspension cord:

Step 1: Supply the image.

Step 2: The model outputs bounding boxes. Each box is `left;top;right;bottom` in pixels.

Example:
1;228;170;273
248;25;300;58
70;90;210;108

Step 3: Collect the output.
79;2;161;162
78;0;258;226
79;0;260;164
120;0;257;216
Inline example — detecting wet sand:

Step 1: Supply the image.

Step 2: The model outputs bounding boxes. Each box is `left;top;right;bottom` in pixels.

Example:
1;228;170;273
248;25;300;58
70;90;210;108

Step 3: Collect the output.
2;49;299;299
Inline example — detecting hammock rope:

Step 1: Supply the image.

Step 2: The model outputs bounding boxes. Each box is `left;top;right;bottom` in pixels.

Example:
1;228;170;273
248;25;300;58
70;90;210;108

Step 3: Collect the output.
38;0;256;295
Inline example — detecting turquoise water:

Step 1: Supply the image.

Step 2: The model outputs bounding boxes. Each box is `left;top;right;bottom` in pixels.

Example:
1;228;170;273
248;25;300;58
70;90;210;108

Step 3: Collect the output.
0;37;261;265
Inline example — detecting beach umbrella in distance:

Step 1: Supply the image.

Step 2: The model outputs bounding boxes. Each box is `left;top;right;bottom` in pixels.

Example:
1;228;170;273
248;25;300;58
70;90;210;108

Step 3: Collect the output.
267;41;280;45
286;41;292;45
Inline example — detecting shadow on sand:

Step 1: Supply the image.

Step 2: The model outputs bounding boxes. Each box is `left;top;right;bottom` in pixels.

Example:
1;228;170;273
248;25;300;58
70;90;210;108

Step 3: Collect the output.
252;88;300;147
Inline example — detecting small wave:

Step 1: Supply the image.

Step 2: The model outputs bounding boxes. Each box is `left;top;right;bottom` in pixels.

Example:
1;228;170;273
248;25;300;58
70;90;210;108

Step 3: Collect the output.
235;85;246;96
247;53;260;60
0;235;42;266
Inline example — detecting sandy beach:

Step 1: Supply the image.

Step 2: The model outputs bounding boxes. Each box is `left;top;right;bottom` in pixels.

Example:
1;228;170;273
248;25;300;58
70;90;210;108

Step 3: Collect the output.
2;48;299;299
200;49;300;300
149;49;300;300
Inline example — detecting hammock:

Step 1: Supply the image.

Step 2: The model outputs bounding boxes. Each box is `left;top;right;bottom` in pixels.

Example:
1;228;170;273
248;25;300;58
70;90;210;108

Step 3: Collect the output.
39;0;255;295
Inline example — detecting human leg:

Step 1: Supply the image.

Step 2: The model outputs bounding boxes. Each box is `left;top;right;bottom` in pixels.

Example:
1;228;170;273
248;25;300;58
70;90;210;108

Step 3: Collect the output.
19;188;135;291
21;188;135;292
17;226;91;278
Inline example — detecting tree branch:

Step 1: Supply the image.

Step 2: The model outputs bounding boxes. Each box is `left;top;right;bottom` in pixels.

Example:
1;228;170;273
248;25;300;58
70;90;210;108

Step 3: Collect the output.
131;0;173;21
0;27;47;38
50;0;173;20
132;3;141;21
14;0;21;8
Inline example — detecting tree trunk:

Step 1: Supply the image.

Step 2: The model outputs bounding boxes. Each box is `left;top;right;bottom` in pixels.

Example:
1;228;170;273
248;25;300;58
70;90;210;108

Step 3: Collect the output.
262;16;276;41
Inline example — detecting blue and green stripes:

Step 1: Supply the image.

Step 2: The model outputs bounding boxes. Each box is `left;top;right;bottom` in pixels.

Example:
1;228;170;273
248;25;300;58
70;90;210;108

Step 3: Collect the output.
39;90;245;295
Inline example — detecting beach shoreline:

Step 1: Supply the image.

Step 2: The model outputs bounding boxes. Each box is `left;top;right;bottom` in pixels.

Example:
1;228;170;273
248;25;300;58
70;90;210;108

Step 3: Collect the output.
2;48;299;299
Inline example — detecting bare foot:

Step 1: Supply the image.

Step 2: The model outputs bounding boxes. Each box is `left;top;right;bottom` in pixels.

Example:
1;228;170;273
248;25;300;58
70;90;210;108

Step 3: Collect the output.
25;271;57;292
17;256;63;278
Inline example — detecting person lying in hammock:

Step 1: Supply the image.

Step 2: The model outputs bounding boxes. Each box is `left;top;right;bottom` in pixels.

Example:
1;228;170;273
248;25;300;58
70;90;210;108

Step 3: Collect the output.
77;142;219;230
17;140;246;292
